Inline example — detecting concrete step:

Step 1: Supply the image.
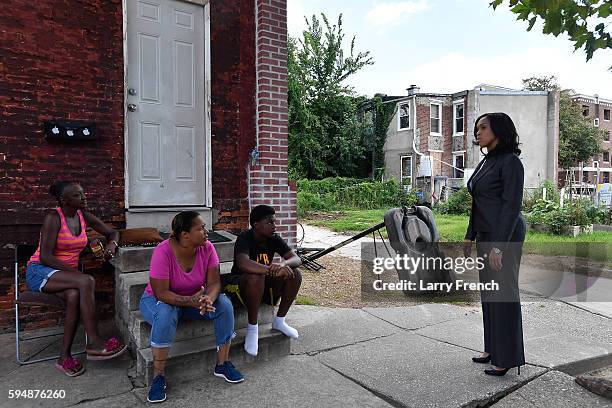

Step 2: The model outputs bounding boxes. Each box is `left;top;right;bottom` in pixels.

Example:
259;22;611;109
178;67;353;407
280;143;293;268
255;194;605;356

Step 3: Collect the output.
117;263;234;320
112;231;236;273
129;304;275;350
137;324;291;385
126;208;213;232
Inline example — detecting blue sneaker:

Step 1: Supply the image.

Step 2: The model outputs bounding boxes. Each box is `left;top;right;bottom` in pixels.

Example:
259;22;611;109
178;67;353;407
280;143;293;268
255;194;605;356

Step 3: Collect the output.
147;374;167;403
213;361;244;383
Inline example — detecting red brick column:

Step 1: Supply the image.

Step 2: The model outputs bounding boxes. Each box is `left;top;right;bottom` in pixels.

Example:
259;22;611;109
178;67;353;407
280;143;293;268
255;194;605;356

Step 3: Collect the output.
251;0;297;247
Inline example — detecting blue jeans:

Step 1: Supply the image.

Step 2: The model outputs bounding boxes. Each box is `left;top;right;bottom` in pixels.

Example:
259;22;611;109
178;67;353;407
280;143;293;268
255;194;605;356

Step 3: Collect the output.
140;292;236;348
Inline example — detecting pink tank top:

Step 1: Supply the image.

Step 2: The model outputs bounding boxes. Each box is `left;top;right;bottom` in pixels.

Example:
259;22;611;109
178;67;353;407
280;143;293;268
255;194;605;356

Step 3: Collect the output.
29;208;88;268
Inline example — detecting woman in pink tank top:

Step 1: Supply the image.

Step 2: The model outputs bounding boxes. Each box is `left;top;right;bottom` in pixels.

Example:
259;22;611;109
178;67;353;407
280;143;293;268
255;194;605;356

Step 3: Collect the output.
26;181;127;377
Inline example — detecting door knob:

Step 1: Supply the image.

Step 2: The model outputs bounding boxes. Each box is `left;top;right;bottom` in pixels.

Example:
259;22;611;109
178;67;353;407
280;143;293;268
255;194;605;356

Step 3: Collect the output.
128;104;138;112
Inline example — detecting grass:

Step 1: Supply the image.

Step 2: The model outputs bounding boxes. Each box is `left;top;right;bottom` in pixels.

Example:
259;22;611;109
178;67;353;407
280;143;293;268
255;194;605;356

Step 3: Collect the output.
302;210;468;241
295;295;317;306
301;210;612;262
304;209;387;233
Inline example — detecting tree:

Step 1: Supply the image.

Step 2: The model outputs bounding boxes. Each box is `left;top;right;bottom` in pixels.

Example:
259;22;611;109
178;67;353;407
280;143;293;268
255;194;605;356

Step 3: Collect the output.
522;75;603;198
557;92;603;169
288;14;374;179
522;75;603;168
491;0;612;62
521;75;561;92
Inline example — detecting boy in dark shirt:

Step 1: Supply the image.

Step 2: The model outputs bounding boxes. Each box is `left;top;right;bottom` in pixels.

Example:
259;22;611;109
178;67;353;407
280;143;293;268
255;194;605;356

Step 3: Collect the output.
224;205;302;356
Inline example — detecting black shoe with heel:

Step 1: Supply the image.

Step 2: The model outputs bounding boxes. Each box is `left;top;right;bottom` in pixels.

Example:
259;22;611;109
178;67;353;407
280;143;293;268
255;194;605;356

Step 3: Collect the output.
484;367;509;376
472;354;491;363
484;366;521;376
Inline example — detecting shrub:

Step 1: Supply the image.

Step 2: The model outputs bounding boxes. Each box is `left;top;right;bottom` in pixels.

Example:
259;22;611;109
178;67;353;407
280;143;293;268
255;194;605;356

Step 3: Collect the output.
523;179;560;212
526;198;600;234
436;187;471;215
296;177;419;212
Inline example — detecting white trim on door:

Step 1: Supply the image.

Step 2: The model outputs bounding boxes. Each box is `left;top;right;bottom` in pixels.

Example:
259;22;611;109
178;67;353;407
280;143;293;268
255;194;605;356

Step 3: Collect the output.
123;0;211;209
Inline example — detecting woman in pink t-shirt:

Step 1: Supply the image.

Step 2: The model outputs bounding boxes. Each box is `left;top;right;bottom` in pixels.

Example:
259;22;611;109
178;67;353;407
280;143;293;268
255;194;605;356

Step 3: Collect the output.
139;211;244;403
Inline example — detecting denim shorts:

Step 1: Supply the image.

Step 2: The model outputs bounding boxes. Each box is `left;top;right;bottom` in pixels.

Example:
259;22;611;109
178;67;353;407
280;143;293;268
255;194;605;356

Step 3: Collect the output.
26;262;59;292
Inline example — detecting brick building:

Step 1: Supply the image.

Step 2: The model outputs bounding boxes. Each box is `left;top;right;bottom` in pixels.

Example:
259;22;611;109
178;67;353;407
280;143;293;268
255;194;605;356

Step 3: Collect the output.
379;84;559;202
566;93;612;189
0;0;295;332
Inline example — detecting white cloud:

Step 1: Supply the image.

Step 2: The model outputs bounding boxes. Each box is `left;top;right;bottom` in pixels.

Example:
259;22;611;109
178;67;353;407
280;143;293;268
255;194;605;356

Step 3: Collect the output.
347;46;612;98
365;1;429;28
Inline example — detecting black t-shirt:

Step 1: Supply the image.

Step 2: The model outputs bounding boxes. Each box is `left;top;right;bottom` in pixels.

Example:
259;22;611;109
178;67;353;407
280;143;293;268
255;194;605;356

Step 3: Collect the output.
230;229;291;275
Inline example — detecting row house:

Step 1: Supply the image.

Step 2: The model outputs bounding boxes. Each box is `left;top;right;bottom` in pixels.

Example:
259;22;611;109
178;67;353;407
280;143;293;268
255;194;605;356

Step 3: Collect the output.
379;84;559;202
568;93;612;188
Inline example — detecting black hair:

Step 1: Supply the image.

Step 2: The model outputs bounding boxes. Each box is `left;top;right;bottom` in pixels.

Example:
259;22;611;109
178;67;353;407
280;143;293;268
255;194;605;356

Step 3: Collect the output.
249;205;275;227
171;211;200;242
474;112;521;157
49;181;79;202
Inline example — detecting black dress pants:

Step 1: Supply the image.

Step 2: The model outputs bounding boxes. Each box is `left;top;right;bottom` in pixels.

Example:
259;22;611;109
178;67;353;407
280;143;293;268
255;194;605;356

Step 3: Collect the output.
476;218;526;368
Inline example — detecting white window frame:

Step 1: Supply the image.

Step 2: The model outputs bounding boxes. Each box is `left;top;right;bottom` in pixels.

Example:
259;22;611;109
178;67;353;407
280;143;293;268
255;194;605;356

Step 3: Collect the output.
594;118;600;127
452;101;464;135
604;109;610;121
430;101;442;136
400;155;413;186
452;153;465;179
397;101;411;131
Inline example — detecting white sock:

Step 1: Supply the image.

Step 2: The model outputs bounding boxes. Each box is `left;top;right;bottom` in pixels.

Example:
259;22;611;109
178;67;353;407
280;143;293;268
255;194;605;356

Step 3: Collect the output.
272;316;298;339
244;323;259;356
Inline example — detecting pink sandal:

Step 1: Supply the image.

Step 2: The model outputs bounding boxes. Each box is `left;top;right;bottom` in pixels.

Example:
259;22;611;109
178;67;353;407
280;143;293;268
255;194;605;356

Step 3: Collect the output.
86;337;127;361
55;357;85;377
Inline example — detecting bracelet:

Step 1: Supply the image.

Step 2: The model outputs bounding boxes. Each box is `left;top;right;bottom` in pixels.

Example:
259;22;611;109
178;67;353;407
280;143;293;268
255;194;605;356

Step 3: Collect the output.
109;240;119;247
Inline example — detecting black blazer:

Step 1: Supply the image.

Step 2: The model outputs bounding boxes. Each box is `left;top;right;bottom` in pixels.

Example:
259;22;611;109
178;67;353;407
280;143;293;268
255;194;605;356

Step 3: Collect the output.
465;151;524;245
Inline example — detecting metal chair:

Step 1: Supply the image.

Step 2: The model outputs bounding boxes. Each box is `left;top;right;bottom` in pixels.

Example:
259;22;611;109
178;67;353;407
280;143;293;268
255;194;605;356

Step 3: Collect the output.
14;244;87;364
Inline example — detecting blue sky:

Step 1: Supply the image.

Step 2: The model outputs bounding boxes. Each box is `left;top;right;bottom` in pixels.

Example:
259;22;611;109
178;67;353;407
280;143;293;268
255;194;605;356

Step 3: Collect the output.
288;0;612;98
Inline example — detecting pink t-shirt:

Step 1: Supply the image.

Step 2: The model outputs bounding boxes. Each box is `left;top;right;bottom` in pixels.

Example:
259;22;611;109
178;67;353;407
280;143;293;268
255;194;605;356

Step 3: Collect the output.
144;240;220;297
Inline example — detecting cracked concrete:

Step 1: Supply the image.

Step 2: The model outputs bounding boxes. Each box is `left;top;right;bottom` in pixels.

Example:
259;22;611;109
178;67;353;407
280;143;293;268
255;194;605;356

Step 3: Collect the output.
493;370;612;407
1;293;610;407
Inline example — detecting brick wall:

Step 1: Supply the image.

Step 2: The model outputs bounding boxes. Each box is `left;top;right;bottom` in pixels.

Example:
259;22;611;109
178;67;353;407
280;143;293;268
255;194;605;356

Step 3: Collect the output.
210;0;257;233
0;0;125;331
250;0;297;247
564;98;612;185
441;103;453;179
0;0;275;332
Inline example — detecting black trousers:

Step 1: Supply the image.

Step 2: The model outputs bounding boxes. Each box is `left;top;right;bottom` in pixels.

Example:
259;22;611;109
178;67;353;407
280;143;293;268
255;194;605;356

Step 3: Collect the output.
476;218;526;368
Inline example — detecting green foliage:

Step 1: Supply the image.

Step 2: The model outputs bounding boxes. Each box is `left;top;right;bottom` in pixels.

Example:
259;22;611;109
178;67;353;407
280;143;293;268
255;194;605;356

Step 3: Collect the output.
525;198;605;234
559;92;604;168
522;75;561;92
435;188;472;216
297;177;417;213
288;14;375;179
368;96;396;175
521;77;604;169
523;179;560;212
491;0;612;62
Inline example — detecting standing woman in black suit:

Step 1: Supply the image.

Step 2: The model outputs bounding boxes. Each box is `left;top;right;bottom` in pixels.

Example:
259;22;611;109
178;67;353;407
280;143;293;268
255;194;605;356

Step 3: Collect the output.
463;112;526;376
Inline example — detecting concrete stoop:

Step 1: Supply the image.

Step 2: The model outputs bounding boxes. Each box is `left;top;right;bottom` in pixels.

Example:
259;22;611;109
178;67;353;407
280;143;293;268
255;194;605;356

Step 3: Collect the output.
112;232;290;386
137;325;290;386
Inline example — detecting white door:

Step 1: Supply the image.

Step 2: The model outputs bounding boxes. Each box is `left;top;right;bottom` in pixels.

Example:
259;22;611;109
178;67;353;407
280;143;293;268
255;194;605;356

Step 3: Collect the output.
127;0;207;206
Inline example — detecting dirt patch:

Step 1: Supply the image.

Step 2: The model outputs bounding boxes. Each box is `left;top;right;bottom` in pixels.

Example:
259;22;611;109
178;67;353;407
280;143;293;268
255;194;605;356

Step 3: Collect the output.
299;255;479;308
300;211;346;222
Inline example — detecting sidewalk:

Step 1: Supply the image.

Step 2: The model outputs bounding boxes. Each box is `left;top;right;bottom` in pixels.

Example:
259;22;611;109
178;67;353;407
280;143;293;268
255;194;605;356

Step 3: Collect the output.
1;225;610;407
1;297;610;407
